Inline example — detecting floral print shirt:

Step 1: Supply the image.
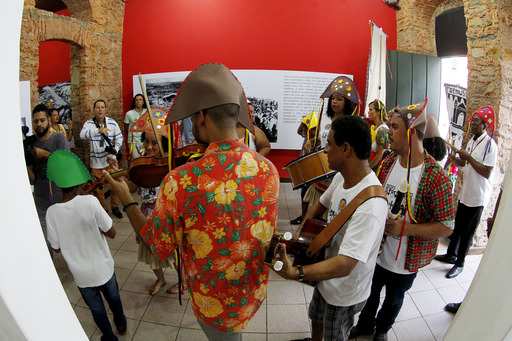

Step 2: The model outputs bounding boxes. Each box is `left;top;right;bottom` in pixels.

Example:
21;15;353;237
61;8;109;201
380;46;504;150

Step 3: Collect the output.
375;124;389;149
140;140;279;332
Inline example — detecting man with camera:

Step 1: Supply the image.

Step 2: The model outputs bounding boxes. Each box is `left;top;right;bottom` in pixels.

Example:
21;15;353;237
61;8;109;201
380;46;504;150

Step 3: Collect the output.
26;104;70;256
80;99;123;218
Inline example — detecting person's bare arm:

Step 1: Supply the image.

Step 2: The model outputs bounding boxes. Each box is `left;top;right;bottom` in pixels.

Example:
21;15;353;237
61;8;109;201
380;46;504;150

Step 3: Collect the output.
102;171;148;240
297;122;307;137
66;120;73;141
123;122;130;141
103;226;116;239
447;153;465;168
33;147;51;159
254;126;271;157
458;149;493;179
385;218;452;238
369;146;385;169
107;158;138;193
273;244;358;281
292;200;327;240
27;165;35;185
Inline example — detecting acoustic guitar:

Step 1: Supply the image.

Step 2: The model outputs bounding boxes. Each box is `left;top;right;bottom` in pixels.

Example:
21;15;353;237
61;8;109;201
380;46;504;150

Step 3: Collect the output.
264;219;327;286
264;185;387;286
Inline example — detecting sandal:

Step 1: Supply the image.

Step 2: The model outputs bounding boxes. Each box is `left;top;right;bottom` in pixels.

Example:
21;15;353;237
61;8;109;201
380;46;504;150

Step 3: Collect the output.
166;282;187;294
149;280;166;296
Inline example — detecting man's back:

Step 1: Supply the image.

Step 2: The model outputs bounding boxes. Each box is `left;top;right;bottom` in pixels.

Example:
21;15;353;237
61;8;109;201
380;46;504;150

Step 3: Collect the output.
46;195;114;288
141;139;279;331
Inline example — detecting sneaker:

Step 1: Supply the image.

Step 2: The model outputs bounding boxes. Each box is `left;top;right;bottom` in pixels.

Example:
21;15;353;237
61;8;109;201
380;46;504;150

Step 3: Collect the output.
373;332;388;341
445;302;462;314
290;216;303;225
434;254;457;264
349;325;374;339
112;207;123;219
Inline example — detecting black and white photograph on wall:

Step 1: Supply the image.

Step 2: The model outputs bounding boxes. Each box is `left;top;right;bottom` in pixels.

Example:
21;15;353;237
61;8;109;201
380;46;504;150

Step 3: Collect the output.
38;81;74;148
145;79;182;111
135;69;342;149
38;81;72;126
444;83;467;149
248;97;278;143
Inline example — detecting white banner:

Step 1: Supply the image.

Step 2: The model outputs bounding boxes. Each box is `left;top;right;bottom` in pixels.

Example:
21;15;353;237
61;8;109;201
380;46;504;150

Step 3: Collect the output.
133;70;351;150
444;83;467;149
365;22;387;115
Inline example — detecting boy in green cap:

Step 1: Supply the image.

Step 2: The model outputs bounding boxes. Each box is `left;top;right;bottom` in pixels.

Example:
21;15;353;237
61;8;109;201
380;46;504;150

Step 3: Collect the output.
45;149;127;341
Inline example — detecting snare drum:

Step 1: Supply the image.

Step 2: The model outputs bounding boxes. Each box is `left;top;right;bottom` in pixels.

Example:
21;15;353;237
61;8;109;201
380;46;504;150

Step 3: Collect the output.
284;149;336;189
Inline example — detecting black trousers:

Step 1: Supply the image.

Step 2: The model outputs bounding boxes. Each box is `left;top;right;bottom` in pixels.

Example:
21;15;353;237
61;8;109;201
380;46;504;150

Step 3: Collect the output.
447;202;484;267
356;264;417;334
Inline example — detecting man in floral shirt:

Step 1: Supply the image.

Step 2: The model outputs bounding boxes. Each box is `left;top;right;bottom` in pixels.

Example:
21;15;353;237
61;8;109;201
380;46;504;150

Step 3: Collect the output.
105;63;279;340
351;100;454;341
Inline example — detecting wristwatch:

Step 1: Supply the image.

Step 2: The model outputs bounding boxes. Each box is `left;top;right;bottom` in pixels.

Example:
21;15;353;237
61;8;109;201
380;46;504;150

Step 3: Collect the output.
296;265;304;282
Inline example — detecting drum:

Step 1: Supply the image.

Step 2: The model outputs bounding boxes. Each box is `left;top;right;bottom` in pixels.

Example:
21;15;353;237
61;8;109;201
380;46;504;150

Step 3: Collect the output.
284;149;336;189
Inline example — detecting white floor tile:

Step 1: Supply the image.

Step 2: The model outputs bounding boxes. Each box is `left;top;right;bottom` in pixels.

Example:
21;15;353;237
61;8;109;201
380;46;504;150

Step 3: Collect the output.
393;317;435;341
435;283;466;304
62;184;484;341
267;280;306;305
395;293;422;322
409;289;445;317
267;304;310;333
424;311;454;341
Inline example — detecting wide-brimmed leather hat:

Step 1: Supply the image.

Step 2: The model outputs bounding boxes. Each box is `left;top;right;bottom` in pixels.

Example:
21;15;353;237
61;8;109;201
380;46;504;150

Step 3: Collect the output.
165;63;254;133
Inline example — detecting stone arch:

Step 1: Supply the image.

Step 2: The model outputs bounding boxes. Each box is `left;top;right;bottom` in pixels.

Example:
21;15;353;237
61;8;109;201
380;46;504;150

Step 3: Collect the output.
32;18;93;48
396;0;446;54
20;0;125;164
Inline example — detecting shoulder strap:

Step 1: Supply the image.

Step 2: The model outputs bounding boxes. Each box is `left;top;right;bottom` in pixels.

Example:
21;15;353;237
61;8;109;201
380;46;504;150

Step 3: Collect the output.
305;185;387;257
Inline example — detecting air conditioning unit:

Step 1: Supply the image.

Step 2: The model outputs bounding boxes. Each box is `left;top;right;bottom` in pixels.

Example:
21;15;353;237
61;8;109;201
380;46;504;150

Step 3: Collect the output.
384;0;401;10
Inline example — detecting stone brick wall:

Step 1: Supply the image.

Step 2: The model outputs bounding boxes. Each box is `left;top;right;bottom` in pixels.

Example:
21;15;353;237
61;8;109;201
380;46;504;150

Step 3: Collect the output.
19;0;125;165
397;0;512;247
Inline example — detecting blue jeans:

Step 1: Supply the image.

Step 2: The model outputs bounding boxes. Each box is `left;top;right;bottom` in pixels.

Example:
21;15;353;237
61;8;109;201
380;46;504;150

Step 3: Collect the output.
357;264;417;333
78;273;126;341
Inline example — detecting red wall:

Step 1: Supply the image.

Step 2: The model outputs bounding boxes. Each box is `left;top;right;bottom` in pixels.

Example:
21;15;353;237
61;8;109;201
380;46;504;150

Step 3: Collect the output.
38;9;71;87
37;3;397;177
122;0;397;177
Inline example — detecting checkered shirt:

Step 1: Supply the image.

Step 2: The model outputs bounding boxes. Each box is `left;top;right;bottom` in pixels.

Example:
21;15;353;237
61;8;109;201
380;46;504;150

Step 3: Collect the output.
378;152;454;272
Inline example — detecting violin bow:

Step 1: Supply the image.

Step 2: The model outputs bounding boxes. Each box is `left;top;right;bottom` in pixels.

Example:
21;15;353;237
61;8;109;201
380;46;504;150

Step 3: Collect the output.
138;74;165;158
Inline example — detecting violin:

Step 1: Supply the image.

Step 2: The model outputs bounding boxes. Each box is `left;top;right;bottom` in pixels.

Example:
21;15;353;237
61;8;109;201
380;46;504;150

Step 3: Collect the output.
173;143;206;168
81;144;207;194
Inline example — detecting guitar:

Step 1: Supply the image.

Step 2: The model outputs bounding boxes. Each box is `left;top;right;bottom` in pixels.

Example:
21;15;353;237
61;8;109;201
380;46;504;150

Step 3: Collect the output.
264;219;327;286
264;185;387;286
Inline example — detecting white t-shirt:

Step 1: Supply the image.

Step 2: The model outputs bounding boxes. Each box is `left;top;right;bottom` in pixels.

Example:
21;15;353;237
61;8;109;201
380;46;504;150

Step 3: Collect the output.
46;195;114;288
377;158;422;274
124;108;146;145
459;132;497;207
317;172;387;306
318;118;332;149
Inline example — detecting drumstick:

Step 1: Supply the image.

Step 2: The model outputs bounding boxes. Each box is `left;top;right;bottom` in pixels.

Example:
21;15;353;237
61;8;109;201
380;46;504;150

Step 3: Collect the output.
443;139;460;153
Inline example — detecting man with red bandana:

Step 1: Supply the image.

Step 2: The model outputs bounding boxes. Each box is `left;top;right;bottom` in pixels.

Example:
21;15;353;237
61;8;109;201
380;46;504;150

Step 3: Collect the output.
435;106;497;279
104;63;279;340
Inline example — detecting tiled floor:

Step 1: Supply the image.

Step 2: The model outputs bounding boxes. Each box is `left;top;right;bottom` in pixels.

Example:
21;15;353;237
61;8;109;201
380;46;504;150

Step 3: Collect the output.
53;183;482;340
